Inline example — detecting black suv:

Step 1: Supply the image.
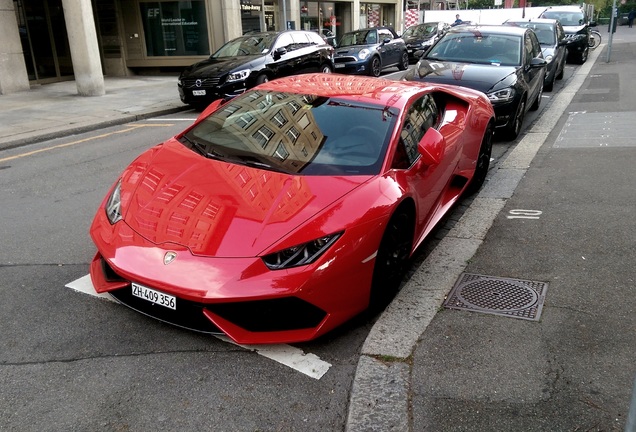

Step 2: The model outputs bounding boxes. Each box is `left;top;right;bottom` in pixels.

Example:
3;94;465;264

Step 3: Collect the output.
539;5;596;64
178;30;334;109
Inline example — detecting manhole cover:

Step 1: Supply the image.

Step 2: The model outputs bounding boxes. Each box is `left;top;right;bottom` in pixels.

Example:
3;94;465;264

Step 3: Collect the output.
444;273;548;321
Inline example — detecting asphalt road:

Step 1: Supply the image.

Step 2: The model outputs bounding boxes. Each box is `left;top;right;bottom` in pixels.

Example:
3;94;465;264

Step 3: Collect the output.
0;62;578;431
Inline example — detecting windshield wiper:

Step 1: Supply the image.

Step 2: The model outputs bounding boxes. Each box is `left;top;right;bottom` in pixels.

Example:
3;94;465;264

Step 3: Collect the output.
181;135;225;160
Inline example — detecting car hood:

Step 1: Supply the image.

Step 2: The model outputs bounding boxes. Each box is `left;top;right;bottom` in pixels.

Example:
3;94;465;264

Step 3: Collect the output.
335;44;376;56
121;139;370;258
412;59;516;93
403;34;435;45
181;55;263;77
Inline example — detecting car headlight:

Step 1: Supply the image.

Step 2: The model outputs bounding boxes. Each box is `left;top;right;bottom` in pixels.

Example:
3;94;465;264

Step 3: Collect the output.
487;88;515;103
358;49;371;60
105;180;123;225
544;54;554;63
262;232;343;270
227;69;251;82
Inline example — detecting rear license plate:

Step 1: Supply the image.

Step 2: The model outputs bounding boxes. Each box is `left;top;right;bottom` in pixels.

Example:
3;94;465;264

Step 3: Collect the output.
192;90;206;96
132;283;176;310
335;64;345;68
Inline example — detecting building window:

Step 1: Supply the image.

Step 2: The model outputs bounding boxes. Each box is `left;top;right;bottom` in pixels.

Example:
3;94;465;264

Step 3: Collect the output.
253;126;274;148
140;1;210;56
272;110;288;127
236;112;256;128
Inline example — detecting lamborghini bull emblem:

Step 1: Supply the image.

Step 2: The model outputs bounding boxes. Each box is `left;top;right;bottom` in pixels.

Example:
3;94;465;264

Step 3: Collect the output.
163;251;177;265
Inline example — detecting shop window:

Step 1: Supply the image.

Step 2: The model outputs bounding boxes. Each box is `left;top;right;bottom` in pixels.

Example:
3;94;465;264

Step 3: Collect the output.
140;1;210;56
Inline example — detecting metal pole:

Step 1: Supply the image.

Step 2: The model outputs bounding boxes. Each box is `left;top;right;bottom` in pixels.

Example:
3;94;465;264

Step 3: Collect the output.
282;0;287;30
626;375;636;432
606;0;617;63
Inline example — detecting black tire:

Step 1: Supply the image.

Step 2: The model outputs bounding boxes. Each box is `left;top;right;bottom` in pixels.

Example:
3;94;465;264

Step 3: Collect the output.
530;83;543;111
570;45;588;65
369;56;382;77
255;74;269;85
369;209;414;310
503;98;526;141
320;63;333;73
465;121;493;195
544;73;555;92
398;51;409;71
556;61;565;80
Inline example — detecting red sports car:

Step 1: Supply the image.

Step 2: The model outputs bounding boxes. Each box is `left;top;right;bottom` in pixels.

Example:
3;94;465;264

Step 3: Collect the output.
90;73;494;344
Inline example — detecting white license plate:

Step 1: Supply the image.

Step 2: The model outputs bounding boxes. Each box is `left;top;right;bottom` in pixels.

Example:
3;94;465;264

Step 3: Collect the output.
192;90;206;96
334;64;345;68
132;283;176;310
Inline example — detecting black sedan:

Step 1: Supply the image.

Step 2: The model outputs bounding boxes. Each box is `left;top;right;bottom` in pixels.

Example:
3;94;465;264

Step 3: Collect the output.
333;26;409;76
178;30;334;109
402;21;449;63
504;18;568;92
404;25;546;140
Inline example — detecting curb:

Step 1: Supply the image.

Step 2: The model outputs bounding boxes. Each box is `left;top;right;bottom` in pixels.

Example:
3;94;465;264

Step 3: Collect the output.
344;45;604;432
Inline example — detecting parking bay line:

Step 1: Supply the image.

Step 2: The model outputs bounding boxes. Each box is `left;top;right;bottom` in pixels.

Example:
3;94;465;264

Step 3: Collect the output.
65;275;332;379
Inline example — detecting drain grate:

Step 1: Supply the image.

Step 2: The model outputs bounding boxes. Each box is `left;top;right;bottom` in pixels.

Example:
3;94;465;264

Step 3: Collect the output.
443;273;548;321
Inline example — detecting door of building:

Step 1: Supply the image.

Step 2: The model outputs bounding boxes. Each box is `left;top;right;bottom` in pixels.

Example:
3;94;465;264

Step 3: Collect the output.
14;0;74;83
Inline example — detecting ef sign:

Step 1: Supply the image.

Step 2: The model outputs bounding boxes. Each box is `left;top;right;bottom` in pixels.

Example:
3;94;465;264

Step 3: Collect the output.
147;8;160;18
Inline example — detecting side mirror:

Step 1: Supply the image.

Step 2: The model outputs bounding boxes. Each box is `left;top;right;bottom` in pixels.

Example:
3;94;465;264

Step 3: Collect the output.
417;127;445;165
273;47;286;60
195;98;226;123
530;57;547;68
382;37;392;44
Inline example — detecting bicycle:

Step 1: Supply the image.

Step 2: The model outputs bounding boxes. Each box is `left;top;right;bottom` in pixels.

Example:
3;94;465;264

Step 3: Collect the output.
588;30;602;49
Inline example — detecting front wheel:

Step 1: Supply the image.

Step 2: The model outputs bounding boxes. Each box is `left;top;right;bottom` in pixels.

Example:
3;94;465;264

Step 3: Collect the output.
503;98;526;141
530;83;543;111
369;209;414;310
320;63;333;73
369;56;382;77
255;74;269;85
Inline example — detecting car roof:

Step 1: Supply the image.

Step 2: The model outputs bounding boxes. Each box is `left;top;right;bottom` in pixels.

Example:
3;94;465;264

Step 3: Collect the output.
254;73;430;109
541;5;584;11
446;24;528;36
506;18;558;25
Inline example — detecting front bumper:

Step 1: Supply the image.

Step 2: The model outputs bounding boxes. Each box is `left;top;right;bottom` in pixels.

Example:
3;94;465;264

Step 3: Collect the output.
491;99;519;129
333;57;370;75
178;78;248;105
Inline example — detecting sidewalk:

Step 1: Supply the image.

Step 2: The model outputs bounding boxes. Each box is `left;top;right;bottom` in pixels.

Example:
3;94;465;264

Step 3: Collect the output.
346;25;636;431
0;75;187;151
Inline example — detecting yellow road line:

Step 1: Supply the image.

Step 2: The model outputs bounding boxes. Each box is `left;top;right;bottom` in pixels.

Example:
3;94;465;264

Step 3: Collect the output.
0;123;174;163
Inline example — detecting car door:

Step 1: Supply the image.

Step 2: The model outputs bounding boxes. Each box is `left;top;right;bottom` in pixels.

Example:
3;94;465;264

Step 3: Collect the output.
523;31;543;103
555;22;567;68
378;28;398;65
391;93;458;234
268;32;300;78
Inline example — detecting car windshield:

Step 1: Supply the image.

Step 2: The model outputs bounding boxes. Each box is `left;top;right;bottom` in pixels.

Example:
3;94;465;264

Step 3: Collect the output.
403;24;437;38
180;90;397;176
541;11;585;26
425;32;522;66
338;30;377;47
508;23;555;45
212;34;276;57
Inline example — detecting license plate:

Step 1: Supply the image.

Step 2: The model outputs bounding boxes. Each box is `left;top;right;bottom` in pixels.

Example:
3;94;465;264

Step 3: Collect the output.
192;90;206;96
132;283;176;310
334;64;345;68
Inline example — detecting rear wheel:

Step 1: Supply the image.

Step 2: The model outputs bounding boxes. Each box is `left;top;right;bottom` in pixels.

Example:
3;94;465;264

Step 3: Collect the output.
398;51;409;71
369;209;414;310
465;122;493;195
369;56;382;77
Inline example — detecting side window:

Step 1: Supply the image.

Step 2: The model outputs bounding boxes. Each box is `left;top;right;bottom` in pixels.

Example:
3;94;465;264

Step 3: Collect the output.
378;29;393;41
393;95;440;169
274;34;295;52
524;33;534;65
530;33;541;57
291;32;311;49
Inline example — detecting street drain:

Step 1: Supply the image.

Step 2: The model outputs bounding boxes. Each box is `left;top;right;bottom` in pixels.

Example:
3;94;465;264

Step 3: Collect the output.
443;273;548;321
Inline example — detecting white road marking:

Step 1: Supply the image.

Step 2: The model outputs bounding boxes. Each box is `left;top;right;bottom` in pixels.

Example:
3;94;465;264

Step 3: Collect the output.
65;275;332;379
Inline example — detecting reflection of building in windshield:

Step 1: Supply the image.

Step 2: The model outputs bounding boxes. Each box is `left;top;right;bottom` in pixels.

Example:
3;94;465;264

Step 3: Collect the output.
213;91;326;173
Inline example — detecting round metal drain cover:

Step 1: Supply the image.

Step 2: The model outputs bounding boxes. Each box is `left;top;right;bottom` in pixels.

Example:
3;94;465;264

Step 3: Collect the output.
456;279;538;312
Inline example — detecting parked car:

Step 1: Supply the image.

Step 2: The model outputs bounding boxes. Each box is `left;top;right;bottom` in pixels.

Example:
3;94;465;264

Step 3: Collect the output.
539;5;597;64
405;25;546;140
402;21;450;63
90;73;494;344
504;18;567;91
314;28;337;46
178;30;334;109
333;26;409;76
